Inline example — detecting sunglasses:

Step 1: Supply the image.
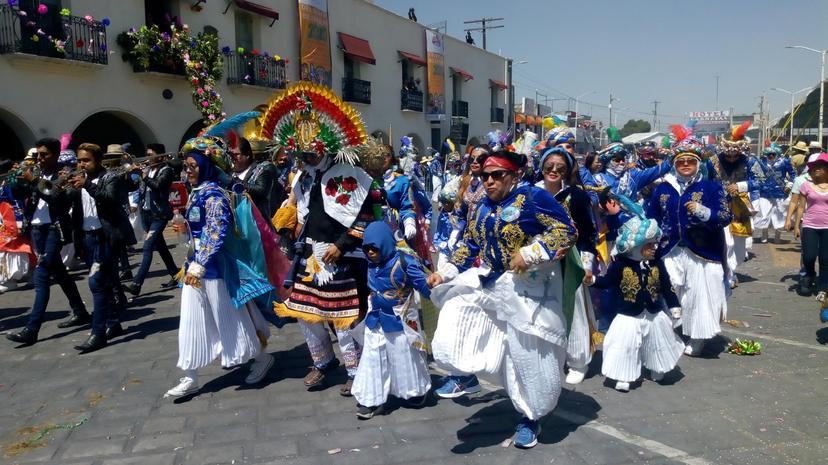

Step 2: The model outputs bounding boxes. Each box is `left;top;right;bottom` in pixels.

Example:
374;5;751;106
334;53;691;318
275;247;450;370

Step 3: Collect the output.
675;158;698;167
184;163;199;172
543;164;567;175
480;170;512;182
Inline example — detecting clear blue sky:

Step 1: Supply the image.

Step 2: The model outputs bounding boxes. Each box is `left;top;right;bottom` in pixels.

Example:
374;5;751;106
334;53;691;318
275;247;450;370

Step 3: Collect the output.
376;0;828;130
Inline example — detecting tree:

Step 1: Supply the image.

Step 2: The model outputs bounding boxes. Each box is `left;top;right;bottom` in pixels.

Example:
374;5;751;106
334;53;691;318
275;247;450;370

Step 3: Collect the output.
620;119;652;137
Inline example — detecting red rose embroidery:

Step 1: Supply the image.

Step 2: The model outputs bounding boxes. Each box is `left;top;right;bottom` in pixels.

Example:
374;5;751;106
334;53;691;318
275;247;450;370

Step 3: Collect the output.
341;176;358;192
336;194;350;205
325;179;338;197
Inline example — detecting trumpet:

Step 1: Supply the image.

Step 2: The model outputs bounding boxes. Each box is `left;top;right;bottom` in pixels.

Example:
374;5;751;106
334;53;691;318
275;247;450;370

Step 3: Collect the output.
36;169;84;196
105;152;178;175
0;165;40;188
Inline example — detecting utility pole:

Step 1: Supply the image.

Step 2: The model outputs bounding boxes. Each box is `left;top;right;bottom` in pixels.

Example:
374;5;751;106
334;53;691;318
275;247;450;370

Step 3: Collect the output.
608;93;618;128
757;95;765;156
715;75;720;110
652;100;660;131
463;17;504;51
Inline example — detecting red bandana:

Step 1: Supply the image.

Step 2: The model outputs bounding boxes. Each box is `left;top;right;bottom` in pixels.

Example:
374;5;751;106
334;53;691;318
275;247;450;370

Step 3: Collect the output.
482;155;519;172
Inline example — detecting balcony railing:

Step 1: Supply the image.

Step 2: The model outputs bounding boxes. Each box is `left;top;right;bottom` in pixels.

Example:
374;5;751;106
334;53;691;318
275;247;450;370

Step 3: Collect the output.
452;100;469;118
342;77;371;104
0;4;108;64
226;52;286;89
490;107;504;123
401;89;423;112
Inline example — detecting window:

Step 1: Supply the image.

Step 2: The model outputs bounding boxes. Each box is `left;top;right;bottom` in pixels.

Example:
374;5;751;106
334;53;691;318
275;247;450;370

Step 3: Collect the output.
452;75;462;101
203;25;219;38
344;56;358;79
235;11;254;52
491;87;498;109
401;60;411;87
145;0;179;32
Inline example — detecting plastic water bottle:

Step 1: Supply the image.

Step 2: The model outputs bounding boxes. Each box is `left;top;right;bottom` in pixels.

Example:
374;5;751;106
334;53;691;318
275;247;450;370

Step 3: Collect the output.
171;209;186;245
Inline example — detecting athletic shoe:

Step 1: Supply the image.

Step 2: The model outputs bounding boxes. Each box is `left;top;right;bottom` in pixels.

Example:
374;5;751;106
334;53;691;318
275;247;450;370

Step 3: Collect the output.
164;376;199;398
565;368;586;385
820;308;828;323
650;371;664;382
684;339;704;356
356;403;384;420
245;353;274;384
614;381;630;392
434;375;481;399
513;418;540;449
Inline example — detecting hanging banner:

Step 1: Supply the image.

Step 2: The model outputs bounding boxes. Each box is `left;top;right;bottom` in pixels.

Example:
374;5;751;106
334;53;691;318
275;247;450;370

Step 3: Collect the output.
425;29;446;121
298;0;332;87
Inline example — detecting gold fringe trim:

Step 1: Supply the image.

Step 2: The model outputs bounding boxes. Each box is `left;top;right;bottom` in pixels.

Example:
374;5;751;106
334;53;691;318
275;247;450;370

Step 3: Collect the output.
273;301;359;330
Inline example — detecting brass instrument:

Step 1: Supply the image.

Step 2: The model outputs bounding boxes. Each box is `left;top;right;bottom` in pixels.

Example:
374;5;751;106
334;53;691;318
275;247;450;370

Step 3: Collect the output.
0;164;40;188
36;169;83;196
104;152;178;175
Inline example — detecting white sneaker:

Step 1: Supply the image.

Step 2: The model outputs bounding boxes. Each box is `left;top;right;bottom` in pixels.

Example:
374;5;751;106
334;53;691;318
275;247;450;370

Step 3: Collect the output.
650;371;664;382
565;368;586;385
164;377;199;398
0;281;18;293
614;381;630;392
245;353;274;384
684;339;704;356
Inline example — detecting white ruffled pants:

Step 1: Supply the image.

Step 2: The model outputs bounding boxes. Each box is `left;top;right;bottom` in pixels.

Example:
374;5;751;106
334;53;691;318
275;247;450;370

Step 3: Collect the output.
602;311;685;383
663;247;727;340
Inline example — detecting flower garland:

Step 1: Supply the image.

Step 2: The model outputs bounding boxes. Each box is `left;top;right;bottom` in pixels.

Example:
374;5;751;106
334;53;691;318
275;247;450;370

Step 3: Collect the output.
117;24;224;123
6;2;108;56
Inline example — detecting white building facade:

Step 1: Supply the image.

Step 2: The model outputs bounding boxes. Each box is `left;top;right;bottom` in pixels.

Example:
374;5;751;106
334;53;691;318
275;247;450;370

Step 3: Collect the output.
0;0;511;158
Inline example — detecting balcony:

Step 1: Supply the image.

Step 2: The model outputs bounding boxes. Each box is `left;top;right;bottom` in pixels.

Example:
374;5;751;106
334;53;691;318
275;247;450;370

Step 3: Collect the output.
490;107;505;123
401;89;423;112
0;4;108;65
226;52;286;89
342;77;371;104
452;100;469;118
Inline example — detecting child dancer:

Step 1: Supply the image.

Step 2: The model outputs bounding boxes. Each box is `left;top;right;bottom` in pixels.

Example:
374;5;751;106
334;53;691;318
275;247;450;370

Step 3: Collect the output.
589;207;685;392
352;221;433;419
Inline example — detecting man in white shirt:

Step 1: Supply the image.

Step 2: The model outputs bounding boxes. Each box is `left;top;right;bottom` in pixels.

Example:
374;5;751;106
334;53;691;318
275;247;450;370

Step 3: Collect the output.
6;138;89;347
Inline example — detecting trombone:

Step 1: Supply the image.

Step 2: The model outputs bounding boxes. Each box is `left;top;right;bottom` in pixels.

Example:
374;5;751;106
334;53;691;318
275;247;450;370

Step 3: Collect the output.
104;152;178;175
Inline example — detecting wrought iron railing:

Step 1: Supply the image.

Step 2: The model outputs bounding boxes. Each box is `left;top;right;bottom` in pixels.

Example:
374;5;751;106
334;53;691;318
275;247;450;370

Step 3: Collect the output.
452;100;469;118
491;107;504;123
226;52;286;89
342;77;371;104
0;4;108;64
401;89;424;112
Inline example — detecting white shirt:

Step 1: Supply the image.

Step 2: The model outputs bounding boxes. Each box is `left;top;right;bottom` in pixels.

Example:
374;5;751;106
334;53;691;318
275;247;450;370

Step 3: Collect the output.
81;178;103;232
30;173;55;225
237;165;253;182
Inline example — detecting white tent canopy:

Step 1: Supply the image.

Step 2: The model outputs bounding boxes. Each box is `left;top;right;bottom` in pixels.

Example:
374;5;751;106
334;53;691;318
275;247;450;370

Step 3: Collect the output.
622;131;666;145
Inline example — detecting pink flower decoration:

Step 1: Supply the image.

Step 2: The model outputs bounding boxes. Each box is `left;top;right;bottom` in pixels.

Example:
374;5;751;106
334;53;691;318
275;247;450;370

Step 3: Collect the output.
196;88;204;95
208;114;216;120
84;15;93;22
201;101;209;108
37;4;47;15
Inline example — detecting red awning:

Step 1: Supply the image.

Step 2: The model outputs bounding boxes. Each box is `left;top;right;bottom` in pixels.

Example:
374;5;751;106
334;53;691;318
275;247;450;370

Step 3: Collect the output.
489;79;508;90
339;32;376;65
224;1;279;26
398;51;427;67
450;67;474;81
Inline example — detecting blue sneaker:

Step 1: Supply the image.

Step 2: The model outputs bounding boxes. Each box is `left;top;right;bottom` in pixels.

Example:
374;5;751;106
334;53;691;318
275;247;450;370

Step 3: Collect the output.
513;418;540;449
820;308;828;323
434;375;481;398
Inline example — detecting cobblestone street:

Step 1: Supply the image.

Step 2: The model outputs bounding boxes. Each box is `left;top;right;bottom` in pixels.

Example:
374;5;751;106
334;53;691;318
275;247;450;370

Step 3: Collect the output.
0;235;826;465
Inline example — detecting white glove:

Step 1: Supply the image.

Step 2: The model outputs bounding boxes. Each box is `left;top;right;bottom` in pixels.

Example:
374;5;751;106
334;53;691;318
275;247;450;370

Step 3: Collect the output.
670;307;682;319
403;218;417;240
692;203;711;221
447;229;459;249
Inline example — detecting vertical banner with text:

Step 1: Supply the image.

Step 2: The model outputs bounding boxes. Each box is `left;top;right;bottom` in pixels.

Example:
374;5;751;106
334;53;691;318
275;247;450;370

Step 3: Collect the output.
425;29;445;121
298;0;332;87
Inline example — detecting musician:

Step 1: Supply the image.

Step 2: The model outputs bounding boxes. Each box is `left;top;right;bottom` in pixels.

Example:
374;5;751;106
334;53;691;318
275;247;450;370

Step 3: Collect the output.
231;138;280;219
67;143;138;352
124;143;180;297
6;138;90;347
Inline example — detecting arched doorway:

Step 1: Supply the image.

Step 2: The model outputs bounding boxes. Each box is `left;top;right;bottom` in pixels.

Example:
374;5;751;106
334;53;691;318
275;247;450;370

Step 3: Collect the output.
0;108;36;161
71;110;156;157
179;120;207;150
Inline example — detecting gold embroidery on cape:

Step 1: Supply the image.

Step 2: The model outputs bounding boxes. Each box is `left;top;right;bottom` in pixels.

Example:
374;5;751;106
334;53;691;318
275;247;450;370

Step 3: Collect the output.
646;266;661;299
621;267;641;303
691;191;703;203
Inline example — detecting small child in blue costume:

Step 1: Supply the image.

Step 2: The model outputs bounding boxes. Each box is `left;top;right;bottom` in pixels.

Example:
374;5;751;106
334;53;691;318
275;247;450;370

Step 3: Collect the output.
589;209;685;392
351;221;433;419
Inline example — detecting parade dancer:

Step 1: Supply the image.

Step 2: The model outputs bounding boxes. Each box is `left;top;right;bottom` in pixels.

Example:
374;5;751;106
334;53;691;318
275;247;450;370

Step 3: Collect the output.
590;202;685;391
646;127;732;356
6;138;89;346
165;137;273;397
428;150;577;449
270;84;373;396
710;121;764;286
432;144;490;399
537;147;598;385
755;144;795;243
352;221;433;419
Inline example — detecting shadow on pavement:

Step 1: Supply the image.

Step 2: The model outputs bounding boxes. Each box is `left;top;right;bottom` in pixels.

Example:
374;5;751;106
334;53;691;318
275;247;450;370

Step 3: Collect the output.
817;327;828;345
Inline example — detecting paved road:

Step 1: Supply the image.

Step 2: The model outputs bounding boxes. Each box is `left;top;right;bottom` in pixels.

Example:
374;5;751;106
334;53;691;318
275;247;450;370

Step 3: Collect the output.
0;233;825;465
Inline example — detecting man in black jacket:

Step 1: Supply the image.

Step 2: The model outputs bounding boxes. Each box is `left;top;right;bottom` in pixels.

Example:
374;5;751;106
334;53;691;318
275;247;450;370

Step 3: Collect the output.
230;138;280;219
124;143;179;297
6;138;90;346
69;143;138;352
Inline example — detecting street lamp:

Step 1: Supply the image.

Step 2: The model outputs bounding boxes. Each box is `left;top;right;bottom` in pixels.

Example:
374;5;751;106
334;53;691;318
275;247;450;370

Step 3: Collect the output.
771;86;811;146
786;45;827;144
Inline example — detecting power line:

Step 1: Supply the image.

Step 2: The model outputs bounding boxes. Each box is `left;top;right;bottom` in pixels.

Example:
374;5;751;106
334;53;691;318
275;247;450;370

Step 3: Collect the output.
463;17;503;51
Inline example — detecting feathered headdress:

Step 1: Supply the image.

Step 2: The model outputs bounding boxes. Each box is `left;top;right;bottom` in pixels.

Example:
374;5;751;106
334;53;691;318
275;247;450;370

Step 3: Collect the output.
670;124;703;160
204;110;262;150
720;120;752;152
614;193;662;256
257;82;367;164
